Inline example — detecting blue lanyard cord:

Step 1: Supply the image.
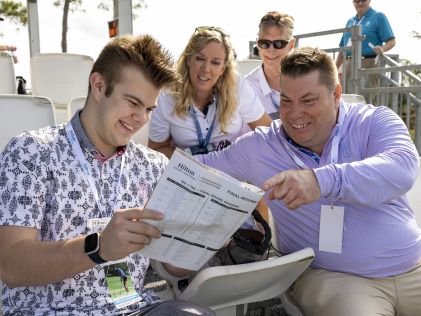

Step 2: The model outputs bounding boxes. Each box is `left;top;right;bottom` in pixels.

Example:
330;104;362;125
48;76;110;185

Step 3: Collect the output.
191;95;218;147
269;90;280;111
65;123;126;216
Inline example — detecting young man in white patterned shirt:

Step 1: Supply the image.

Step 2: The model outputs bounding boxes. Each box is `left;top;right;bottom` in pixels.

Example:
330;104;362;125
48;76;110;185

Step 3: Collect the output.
0;34;215;316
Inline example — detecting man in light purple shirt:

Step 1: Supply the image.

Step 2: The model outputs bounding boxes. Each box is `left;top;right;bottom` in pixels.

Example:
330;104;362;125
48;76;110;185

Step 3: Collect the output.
197;47;421;315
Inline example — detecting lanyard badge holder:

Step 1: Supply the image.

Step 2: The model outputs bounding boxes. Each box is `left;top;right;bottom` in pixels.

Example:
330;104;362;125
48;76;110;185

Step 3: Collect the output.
284;103;348;254
66;123;145;310
185;95;218;156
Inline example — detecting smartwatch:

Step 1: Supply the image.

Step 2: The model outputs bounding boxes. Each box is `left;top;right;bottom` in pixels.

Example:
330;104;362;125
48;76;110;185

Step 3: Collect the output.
84;232;107;264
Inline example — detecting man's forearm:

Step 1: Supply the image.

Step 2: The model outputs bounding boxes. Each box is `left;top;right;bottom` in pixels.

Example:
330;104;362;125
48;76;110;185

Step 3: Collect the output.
1;236;96;288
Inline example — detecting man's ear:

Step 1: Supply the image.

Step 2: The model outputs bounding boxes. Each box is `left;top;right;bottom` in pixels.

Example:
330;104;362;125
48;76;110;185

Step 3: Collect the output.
89;72;105;101
333;83;342;103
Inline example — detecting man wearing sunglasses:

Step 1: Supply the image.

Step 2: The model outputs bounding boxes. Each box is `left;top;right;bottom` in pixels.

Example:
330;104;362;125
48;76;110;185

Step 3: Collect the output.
336;0;395;94
245;11;295;120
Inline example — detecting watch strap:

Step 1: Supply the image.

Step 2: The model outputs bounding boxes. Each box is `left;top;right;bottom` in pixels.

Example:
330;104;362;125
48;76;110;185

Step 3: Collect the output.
88;250;108;264
85;233;108;264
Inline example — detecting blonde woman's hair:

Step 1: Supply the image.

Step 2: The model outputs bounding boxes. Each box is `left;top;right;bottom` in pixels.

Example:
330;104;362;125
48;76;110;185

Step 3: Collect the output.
173;27;237;133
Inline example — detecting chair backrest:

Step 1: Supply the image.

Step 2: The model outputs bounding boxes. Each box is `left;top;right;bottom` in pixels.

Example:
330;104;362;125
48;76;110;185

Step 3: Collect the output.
341;94;366;104
237;59;261;76
0;95;56;150
67;96;86;120
0;52;17;94
407;167;421;225
151;245;314;315
132;120;149;146
178;248;314;313
30;53;94;109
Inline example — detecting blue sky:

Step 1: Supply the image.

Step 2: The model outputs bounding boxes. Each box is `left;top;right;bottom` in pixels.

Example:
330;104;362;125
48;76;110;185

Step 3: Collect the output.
1;0;420;87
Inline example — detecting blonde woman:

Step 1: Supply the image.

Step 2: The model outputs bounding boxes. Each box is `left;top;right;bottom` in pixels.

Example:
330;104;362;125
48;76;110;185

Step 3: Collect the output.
149;26;271;158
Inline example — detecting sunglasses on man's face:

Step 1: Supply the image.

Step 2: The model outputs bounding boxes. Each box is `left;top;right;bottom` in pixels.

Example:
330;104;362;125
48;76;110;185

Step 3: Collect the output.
257;39;290;50
195;26;229;37
353;0;368;3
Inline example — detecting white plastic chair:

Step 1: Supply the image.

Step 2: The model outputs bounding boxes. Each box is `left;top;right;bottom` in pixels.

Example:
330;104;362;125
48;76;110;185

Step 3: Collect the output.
341;94;366;104
151;245;314;316
132;120;149;146
0;95;56;150
30;53;94;123
236;59;261;76
0;52;17;94
67;96;86;120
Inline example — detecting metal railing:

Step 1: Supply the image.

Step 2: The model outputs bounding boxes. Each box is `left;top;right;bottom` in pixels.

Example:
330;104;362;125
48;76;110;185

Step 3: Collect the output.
294;25;421;152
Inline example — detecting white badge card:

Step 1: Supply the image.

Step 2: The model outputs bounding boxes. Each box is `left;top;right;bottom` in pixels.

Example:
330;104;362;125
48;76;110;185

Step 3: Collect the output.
319;205;344;254
87;217;111;230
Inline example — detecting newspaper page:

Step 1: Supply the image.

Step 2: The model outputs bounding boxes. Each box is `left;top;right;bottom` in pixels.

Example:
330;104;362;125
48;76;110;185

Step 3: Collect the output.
139;149;264;270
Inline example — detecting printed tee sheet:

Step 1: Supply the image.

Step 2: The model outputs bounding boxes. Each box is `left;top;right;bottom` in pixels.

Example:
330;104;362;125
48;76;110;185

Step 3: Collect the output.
140;149;263;270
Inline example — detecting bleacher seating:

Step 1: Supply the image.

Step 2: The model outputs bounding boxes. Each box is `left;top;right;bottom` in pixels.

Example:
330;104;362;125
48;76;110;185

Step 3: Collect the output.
67;96;86;120
236;59;261;76
30;53;94;123
0;94;56;150
341;93;366;103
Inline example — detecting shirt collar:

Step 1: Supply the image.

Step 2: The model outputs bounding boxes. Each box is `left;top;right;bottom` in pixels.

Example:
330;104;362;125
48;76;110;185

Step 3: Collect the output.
69;110;126;160
354;6;375;20
257;65;273;97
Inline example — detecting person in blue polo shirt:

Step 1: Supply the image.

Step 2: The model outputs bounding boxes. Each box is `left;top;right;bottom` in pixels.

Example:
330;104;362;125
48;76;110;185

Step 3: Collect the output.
335;0;395;93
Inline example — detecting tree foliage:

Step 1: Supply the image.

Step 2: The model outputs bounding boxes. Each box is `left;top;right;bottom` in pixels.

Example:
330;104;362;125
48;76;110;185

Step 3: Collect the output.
1;0;147;52
0;0;27;26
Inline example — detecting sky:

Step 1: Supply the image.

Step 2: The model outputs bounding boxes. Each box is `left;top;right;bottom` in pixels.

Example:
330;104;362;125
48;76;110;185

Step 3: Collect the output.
1;0;420;88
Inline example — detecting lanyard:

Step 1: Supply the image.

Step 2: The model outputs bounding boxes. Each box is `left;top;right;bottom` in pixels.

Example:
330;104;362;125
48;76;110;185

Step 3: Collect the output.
190;95;218;147
65;123;126;216
285;102;348;169
269;90;280;112
353;15;365;26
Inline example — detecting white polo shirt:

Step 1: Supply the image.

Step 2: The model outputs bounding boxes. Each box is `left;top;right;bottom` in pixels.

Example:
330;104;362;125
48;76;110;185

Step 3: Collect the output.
245;65;280;120
149;75;265;150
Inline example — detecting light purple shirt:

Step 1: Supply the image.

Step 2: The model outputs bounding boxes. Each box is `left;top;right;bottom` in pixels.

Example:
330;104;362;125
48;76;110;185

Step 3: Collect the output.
198;101;421;277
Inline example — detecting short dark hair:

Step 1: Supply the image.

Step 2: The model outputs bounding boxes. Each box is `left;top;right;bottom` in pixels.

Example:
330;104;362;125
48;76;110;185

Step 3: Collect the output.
258;11;295;38
89;34;180;96
280;47;339;92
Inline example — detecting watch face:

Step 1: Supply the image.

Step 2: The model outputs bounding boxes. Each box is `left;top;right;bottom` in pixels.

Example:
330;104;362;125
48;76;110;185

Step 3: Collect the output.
85;233;99;254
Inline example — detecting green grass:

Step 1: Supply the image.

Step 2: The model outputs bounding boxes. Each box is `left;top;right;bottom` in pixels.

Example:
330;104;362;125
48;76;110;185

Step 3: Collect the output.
107;276;136;299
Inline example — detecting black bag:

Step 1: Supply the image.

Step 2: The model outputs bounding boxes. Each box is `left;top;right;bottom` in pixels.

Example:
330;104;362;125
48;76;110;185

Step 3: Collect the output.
175;210;272;293
211;210;272;265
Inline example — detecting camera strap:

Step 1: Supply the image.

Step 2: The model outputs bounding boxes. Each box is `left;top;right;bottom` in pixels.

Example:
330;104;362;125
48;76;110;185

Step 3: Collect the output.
225;210;272;265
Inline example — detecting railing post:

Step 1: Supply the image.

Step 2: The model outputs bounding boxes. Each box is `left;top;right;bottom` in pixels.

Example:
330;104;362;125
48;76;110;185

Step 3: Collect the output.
415;92;421;154
390;56;401;113
350;25;363;95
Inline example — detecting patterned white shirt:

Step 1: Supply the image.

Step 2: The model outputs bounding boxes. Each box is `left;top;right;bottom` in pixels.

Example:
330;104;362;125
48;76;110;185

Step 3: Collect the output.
0;112;167;315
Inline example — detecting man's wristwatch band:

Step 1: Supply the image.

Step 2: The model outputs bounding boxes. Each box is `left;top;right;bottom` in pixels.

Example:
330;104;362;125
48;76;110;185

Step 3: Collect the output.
84;232;108;264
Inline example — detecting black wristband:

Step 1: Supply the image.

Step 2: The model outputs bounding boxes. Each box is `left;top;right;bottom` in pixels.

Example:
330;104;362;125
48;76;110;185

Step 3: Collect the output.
84;233;108;264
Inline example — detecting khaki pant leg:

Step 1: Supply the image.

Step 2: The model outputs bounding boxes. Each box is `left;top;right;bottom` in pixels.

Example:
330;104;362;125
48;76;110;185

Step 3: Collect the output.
361;57;378;90
290;268;396;316
395;263;421;316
